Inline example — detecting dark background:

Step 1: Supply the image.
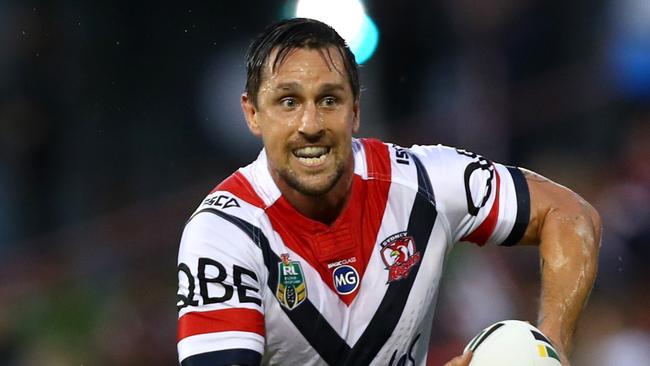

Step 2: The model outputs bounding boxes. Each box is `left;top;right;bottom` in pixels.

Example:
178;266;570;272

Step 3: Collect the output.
1;1;649;365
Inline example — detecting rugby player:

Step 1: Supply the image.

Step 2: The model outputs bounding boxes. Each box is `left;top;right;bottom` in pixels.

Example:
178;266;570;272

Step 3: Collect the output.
176;18;600;366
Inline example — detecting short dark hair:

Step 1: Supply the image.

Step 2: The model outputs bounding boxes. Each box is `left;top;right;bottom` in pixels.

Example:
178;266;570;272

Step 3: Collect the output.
245;18;360;106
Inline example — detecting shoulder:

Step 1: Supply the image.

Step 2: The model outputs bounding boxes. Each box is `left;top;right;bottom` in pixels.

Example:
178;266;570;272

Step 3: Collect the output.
188;174;265;235
357;138;474;175
180;167;271;263
408;144;482;171
189;151;275;227
357;139;467;193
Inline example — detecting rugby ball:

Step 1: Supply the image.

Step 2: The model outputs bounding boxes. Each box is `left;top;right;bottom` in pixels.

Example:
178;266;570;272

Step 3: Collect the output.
464;320;562;366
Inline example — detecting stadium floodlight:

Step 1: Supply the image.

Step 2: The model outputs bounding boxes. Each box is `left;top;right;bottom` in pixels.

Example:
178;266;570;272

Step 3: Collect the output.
295;0;379;64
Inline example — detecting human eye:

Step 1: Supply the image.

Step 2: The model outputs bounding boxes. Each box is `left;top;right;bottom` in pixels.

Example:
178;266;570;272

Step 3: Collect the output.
280;97;298;109
319;96;338;108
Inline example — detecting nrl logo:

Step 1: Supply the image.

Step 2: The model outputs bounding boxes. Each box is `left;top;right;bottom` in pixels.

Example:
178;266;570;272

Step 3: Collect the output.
380;232;421;283
276;253;307;310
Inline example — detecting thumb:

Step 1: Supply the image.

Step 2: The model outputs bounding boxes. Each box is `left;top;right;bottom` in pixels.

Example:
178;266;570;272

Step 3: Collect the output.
444;350;473;366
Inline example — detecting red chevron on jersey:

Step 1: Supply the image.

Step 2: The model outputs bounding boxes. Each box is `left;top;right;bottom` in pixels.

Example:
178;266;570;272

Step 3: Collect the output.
177;139;530;366
266;138;391;306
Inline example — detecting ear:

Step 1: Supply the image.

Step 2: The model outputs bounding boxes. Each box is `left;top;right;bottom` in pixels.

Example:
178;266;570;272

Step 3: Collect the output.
352;99;361;133
241;93;262;137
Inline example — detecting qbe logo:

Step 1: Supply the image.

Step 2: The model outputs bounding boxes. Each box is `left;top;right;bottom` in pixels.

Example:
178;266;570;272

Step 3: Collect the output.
332;265;359;295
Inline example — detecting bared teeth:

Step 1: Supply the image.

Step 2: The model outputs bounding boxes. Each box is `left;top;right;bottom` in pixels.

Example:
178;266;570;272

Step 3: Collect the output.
296;154;327;166
292;146;330;166
293;146;329;158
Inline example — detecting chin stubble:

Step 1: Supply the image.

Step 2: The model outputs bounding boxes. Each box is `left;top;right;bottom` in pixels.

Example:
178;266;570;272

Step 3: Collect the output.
279;162;345;197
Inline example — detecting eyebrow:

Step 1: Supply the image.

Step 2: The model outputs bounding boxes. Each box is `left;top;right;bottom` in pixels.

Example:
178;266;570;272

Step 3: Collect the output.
276;82;301;91
319;83;346;93
273;82;346;93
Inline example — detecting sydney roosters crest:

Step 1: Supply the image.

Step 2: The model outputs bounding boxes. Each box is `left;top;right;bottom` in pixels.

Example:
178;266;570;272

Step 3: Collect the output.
380;232;421;283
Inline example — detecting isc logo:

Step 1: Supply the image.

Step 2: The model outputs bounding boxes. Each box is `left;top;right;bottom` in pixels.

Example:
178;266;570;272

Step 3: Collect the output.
203;194;240;209
332;265;359;295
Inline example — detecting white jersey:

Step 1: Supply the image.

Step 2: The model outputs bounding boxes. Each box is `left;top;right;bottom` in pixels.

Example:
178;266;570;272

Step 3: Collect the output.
176;138;530;366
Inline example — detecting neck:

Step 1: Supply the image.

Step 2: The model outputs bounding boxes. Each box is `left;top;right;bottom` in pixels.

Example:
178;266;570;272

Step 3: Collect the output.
286;189;351;225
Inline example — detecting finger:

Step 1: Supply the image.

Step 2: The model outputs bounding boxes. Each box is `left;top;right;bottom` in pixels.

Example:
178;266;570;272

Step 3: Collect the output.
443;351;473;366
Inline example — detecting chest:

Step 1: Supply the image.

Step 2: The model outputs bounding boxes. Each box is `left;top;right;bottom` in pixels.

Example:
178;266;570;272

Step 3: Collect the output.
257;185;449;365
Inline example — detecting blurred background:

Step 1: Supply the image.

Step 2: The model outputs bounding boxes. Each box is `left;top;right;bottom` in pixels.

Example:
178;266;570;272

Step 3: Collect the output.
1;1;648;365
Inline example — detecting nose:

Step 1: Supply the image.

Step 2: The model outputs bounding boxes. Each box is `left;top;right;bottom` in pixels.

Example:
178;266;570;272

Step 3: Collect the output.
298;101;324;139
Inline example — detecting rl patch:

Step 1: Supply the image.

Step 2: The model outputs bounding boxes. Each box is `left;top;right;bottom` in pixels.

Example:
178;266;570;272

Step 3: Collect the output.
380;231;421;283
276;253;307;310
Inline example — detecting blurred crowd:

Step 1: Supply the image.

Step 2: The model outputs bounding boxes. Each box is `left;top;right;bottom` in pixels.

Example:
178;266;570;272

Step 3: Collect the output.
0;1;648;365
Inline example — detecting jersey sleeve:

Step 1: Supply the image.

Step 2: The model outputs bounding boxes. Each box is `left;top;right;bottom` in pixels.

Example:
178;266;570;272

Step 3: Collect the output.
409;144;530;247
176;210;266;366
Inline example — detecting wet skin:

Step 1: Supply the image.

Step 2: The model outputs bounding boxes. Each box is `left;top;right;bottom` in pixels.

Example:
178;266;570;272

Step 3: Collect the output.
241;47;360;224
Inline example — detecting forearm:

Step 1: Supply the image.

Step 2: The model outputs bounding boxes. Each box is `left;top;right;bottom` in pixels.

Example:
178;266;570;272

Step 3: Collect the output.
536;195;601;356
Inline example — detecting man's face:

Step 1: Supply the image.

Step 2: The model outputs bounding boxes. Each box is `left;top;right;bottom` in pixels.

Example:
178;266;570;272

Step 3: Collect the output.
241;47;360;196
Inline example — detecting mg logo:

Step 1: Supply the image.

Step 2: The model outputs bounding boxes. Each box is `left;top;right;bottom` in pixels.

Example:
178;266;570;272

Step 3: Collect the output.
332;265;359;295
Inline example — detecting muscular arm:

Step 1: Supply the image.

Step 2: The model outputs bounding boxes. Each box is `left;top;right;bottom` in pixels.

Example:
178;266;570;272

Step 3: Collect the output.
519;168;601;360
